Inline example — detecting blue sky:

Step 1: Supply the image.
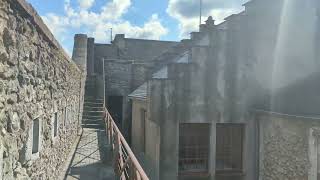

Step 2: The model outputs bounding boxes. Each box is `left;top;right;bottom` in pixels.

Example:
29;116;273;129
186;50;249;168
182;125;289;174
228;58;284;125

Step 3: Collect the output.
26;0;246;55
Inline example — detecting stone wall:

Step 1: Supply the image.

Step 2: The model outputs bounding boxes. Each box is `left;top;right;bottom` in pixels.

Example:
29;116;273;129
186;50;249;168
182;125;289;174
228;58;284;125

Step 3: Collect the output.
105;61;132;96
257;112;320;180
131;99;147;154
0;0;85;179
112;35;178;61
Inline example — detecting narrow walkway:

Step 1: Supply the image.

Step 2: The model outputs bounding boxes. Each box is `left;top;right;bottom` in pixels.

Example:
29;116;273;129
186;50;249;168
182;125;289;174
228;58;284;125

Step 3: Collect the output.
65;128;114;180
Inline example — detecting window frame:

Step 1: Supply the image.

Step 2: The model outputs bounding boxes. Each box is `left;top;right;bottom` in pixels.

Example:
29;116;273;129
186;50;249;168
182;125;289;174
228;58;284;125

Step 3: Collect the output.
64;106;68;129
215;123;245;174
51;112;58;142
30;117;41;160
178;123;211;177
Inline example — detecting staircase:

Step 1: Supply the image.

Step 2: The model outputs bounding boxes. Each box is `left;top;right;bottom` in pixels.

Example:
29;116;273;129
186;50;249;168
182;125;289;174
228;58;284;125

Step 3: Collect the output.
66;75;114;180
82;76;104;129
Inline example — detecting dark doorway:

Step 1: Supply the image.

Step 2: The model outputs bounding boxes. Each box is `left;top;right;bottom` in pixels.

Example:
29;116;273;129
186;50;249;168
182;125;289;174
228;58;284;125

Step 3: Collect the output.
107;96;123;127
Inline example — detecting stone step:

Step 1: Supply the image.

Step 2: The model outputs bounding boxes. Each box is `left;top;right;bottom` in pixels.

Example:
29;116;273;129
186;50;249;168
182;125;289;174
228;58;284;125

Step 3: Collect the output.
84;98;104;102
84;95;103;102
83;106;104;110
82;119;104;122
82;120;104;124
84;102;103;105
81;124;105;129
82;115;104;119
83;112;104;116
83;110;104;113
84;101;103;104
83;108;104;112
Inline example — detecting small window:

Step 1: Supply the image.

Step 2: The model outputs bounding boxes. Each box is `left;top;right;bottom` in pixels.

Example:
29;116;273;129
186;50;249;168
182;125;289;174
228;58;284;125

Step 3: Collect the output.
216;124;244;173
179;123;210;175
64;107;67;127
32;118;40;154
71;103;74;122
53;112;58;137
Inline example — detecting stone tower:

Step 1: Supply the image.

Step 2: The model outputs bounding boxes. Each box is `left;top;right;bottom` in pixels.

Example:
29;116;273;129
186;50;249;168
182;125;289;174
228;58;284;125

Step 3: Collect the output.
72;34;88;73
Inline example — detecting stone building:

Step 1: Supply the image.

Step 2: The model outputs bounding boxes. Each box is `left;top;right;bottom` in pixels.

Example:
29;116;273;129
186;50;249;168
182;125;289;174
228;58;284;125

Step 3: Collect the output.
82;33;192;139
0;0;87;179
1;0;320;179
129;0;320;180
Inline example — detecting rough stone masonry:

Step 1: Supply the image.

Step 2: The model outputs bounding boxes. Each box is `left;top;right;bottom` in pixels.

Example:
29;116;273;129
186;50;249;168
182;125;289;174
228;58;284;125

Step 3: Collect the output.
0;0;86;179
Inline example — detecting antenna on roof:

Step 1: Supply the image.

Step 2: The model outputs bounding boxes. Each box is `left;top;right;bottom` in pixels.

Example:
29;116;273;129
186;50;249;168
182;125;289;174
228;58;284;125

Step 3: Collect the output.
199;0;202;29
110;28;113;43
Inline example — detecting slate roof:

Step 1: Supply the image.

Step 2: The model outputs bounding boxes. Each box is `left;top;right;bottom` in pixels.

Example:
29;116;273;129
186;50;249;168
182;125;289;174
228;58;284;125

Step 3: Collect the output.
128;82;147;100
129;52;190;100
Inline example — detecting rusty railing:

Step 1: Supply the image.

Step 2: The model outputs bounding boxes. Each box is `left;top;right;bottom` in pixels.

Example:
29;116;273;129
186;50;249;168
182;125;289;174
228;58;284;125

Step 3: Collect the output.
104;108;149;180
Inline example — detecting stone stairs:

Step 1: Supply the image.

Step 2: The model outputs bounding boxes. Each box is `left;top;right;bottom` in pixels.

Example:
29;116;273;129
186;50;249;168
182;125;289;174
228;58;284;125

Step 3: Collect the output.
82;97;104;129
84;75;97;97
82;75;105;129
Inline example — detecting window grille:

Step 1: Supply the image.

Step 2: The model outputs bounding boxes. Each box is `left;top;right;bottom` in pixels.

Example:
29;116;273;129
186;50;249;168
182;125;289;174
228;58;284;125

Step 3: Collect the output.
216;124;244;173
179;123;210;175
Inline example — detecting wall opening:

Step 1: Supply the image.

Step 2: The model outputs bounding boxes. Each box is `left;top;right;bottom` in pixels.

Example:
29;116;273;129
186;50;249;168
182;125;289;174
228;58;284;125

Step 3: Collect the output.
32;118;40;154
216;123;244;178
178;123;210;177
107;96;123;127
64;106;67;128
140;108;147;153
53;112;58;137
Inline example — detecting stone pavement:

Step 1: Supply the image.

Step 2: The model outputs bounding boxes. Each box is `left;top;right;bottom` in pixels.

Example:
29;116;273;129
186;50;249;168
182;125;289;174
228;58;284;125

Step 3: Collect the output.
65;128;115;180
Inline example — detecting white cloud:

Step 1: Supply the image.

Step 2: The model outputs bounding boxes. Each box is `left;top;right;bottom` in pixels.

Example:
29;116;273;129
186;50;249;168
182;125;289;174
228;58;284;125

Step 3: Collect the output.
101;0;131;20
42;13;69;41
41;0;168;54
167;0;246;38
78;0;95;9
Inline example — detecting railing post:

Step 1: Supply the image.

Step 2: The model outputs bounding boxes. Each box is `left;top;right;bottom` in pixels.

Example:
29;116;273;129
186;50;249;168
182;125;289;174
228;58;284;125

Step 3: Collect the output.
117;133;125;179
111;117;114;150
113;133;120;178
104;108;149;180
128;160;137;180
107;113;111;144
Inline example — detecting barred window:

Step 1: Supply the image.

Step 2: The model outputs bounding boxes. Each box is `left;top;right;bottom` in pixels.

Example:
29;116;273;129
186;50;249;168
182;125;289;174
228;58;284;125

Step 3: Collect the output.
179;123;210;175
216;124;244;173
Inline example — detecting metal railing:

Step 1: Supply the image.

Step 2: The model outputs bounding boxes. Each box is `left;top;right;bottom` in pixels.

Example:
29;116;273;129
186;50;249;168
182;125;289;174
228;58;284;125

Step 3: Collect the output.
104;108;149;180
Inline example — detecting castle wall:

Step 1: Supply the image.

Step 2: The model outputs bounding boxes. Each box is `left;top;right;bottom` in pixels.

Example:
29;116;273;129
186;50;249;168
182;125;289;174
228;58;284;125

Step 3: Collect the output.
0;0;85;179
111;35;178;61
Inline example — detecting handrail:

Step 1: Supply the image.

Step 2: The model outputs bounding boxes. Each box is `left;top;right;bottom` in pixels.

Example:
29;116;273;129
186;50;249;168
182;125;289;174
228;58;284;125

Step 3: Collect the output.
104;107;149;180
